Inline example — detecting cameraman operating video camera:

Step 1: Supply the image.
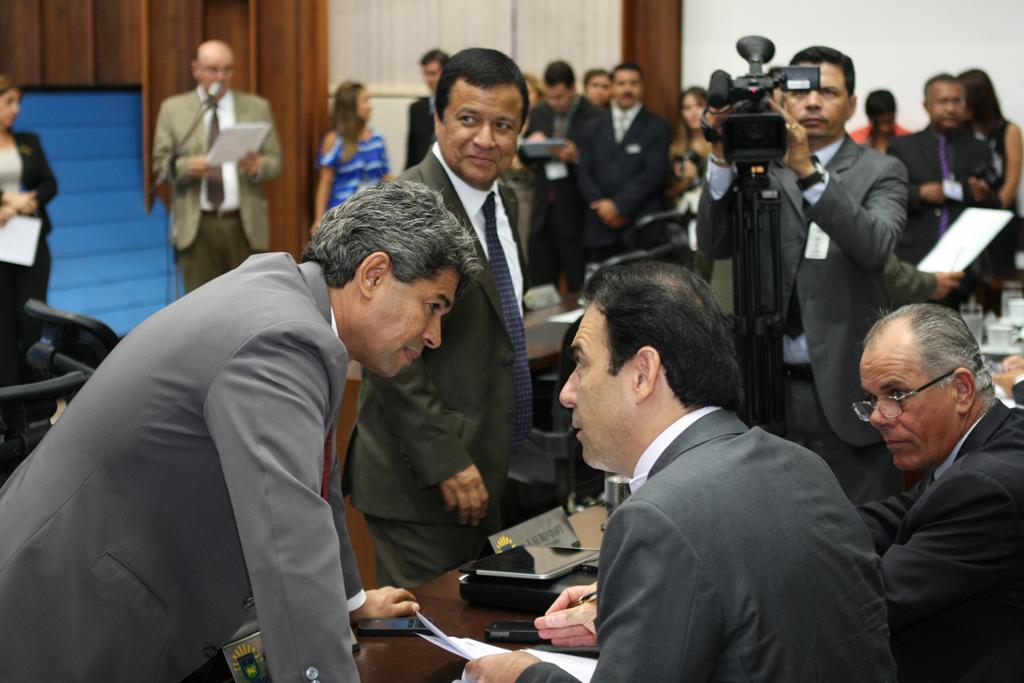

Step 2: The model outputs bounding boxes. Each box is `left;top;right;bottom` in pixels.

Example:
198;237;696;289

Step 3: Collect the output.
697;44;908;504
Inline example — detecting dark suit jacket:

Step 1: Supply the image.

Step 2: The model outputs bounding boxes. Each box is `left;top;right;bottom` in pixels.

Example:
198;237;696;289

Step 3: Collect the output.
2;131;57;236
405;96;434;170
349;152;525;528
888;126;996;264
0;254;363;682
520;410;896;682
523;97;601;238
858;402;1024;683
698;137;907;447
576;107;670;248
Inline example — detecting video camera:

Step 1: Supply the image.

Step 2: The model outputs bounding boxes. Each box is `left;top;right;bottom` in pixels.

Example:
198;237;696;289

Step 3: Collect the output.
706;36;820;163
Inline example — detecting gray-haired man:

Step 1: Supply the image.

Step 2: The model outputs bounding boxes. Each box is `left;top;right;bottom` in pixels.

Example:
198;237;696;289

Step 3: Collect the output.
0;182;480;682
856;303;1024;682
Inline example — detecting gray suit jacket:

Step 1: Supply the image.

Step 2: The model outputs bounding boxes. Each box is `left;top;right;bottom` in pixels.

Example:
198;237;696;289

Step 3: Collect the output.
349;152;524;526
0;254;362;682
697;137;907;446
520;410;896;682
152;89;283;251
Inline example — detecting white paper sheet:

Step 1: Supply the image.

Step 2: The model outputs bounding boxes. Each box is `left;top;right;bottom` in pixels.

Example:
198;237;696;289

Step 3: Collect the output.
0;215;42;266
416;611;597;682
917;207;1014;273
206;122;271;165
548;307;585;324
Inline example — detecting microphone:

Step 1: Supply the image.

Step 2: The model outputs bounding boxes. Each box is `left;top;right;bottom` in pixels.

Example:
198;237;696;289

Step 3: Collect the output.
707;70;732;109
204;81;223;106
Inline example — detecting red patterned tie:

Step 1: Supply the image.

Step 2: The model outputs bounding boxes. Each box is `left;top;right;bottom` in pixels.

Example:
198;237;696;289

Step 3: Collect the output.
207;106;224;209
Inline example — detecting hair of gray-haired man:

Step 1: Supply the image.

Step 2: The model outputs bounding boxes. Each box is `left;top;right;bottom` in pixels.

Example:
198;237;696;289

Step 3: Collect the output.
866;303;996;409
302;181;482;296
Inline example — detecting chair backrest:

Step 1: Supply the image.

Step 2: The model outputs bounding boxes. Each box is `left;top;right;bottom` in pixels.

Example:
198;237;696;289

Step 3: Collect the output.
24;299;119;377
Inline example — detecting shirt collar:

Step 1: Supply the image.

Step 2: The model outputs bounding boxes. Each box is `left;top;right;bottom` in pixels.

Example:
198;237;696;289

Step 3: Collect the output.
431;142;496;218
612;102;641;120
196;86;233;109
629;406;722;493
933;415;983;480
812;136;844;168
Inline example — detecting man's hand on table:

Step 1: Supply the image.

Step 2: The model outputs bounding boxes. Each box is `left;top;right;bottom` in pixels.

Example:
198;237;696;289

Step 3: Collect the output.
534;582;598;647
350;586;419;620
465;651;541;682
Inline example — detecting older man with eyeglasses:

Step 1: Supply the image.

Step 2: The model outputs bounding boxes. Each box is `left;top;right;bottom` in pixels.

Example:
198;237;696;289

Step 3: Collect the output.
855;303;1024;683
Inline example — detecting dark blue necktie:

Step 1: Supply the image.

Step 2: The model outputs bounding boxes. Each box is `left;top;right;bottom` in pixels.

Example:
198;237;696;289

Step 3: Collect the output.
482;192;531;450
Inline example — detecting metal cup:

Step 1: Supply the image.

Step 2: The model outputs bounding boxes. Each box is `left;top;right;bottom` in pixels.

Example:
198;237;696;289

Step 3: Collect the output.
604;474;632;515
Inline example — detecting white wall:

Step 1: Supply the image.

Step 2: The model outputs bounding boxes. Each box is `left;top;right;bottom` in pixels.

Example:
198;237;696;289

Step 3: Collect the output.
328;0;621;169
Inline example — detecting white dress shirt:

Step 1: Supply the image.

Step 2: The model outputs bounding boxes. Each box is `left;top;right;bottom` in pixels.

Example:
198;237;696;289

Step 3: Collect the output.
431;143;524;309
198;86;240;211
933;415;983;481
630;406;722;493
611;102;642;143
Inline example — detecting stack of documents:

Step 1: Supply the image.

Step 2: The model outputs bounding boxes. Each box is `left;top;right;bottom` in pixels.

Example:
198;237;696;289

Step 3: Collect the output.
414;611;596;682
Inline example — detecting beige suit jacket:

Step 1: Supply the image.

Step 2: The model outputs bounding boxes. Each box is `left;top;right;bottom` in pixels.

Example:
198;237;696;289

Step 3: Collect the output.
152;89;283;251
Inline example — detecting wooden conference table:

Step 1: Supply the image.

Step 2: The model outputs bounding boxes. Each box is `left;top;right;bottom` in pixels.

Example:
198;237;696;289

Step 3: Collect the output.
353;506;606;683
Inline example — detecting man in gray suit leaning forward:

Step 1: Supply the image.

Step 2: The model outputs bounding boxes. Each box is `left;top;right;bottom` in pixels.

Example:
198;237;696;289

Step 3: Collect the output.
467;262;895;683
0;182;480;682
699;45;907;504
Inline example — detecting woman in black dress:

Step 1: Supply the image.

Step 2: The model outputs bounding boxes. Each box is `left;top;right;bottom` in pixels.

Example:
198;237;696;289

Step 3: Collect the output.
0;74;58;386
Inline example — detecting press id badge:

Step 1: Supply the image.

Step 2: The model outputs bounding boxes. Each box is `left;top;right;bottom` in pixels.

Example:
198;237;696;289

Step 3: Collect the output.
804;222;830;260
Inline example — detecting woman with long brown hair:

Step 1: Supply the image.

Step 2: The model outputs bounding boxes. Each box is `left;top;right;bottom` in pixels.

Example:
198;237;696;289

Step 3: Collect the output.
958;68;1023;271
0;73;58;387
313;81;390;225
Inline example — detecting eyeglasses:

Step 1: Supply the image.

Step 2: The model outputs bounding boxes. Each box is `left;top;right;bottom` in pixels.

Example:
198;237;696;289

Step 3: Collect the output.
851;369;956;422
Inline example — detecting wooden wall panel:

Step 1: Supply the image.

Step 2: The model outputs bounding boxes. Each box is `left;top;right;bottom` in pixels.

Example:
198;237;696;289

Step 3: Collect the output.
622;0;681;130
0;0;42;84
95;0;142;84
203;0;251;93
41;0;96;84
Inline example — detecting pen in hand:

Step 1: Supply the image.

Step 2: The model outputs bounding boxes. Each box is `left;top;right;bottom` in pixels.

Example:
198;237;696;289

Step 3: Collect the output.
566;590;598;609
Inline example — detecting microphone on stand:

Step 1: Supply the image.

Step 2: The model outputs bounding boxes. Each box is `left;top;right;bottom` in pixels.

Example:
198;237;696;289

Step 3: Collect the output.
156;81;224;189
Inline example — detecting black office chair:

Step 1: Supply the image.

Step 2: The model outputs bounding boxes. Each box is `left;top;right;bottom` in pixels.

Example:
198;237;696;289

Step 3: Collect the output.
0;300;119;485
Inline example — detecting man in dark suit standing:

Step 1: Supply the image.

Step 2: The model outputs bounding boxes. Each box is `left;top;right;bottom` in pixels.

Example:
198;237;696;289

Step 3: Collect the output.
466;262;895;683
523;60;600;292
857;303;1024;683
576;62;670;264
699;46;907;504
349;48;531;588
889;74;996;265
404;49;449;170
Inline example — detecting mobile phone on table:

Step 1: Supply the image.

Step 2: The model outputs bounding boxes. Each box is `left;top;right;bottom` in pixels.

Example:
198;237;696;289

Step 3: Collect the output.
357;617;434;636
484;620;544;643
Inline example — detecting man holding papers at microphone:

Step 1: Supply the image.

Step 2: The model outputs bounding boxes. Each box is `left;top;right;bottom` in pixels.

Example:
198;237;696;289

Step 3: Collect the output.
153;39;282;292
466;262;895;683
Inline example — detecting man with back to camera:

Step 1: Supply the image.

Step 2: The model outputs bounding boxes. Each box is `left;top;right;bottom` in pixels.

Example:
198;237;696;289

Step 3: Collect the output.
405;48;450;170
152;39;283;292
856;303;1024;683
698;45;908;504
348;47;532;588
0;182;480;682
522;59;601;293
576;62;671;264
465;261;896;682
888;74;997;267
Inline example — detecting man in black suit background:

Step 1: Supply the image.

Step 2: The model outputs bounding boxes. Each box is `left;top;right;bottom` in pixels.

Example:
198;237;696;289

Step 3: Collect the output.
576;62;670;264
522;60;600;292
857;303;1024;683
888;74;996;265
405;49;449;170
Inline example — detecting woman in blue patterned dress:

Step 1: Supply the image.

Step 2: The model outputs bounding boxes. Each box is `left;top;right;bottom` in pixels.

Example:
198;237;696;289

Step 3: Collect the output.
313;81;391;226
